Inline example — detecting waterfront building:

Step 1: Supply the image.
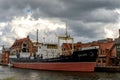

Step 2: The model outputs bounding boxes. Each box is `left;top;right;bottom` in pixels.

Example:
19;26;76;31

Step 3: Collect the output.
10;36;37;58
62;43;73;56
112;29;120;66
1;46;10;64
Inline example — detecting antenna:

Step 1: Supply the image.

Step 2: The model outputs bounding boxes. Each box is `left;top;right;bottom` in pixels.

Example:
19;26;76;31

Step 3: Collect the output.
36;29;38;44
65;23;70;38
65;23;68;37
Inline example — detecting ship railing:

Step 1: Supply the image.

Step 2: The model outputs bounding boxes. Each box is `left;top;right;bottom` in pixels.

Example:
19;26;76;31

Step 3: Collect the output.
62;50;73;53
10;57;40;63
81;46;99;51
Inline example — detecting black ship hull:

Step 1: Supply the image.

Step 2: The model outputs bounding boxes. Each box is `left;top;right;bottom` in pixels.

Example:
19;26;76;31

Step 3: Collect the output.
10;48;98;63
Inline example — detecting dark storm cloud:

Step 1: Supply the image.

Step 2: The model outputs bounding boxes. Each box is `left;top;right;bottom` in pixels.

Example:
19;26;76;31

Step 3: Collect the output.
68;20;104;38
30;0;120;22
0;0;120;45
0;0;119;22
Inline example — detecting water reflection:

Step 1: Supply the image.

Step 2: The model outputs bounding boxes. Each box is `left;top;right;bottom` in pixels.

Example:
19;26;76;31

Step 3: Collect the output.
0;66;120;80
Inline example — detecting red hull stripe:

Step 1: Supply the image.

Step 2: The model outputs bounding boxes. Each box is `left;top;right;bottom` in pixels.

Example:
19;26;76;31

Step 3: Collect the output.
12;62;96;72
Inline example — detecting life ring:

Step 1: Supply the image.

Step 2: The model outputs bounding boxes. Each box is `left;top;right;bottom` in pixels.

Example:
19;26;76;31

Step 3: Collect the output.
89;52;94;57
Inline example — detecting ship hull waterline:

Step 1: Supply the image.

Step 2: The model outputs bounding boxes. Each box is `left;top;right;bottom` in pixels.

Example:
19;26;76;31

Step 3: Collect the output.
11;62;96;72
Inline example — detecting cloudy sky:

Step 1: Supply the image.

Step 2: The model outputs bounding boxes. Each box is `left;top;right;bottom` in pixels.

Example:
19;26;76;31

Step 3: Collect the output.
0;0;120;47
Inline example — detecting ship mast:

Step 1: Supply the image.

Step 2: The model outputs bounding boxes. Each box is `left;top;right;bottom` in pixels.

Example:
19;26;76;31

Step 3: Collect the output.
36;29;38;45
58;23;74;56
65;23;68;37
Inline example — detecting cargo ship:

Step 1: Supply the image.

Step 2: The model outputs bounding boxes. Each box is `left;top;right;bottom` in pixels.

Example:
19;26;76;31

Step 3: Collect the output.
9;27;98;72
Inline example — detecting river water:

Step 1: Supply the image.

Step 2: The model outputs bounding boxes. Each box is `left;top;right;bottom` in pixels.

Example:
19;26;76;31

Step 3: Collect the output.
0;66;120;80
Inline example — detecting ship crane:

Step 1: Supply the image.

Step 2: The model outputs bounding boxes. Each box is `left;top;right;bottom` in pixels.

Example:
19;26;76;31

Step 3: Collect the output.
57;24;74;56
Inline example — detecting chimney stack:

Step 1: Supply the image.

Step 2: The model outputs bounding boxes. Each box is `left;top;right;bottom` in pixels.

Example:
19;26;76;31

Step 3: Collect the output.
27;35;29;39
36;29;38;44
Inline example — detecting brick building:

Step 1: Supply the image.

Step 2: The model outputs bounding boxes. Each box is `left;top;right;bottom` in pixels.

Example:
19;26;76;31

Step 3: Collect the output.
10;36;37;58
62;43;72;56
95;39;116;67
111;29;120;66
1;46;10;64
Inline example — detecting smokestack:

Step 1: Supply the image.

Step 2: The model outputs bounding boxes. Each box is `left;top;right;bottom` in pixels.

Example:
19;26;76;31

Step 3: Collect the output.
36;29;38;44
27;35;29;39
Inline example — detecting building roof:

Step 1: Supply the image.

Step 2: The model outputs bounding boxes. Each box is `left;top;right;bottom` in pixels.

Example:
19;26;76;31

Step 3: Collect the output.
62;39;114;50
62;43;72;50
11;37;28;49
